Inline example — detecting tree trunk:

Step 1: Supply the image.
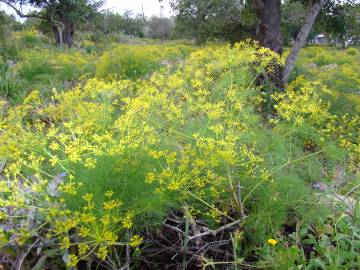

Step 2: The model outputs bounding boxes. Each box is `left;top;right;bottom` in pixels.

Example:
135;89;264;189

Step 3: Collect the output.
52;24;64;46
62;21;74;47
252;0;283;54
282;0;329;84
252;0;283;88
51;21;74;47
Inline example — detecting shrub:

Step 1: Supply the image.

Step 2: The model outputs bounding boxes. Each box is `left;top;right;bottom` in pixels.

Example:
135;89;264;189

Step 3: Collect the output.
0;42;358;269
0;57;23;101
311;51;335;66
80;39;97;54
95;44;192;79
346;47;358;55
0;32;20;60
13;29;47;48
17;48;96;82
273;76;359;171
294;46;360;117
0;42;285;267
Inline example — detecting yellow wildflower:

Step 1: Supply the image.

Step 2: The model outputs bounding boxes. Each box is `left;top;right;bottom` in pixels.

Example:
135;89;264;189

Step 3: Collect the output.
66;254;79;267
145;172;156;184
60;236;71;250
82;193;93;202
78;243;90;256
49;141;60;151
49;155;59;167
105;190;114;197
96;245;108;261
267;239;278;246
129;235;143;248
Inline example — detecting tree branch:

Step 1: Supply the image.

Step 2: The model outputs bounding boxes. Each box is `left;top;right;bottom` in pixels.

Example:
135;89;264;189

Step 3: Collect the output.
16;239;40;270
188;219;241;241
0;0;48;20
282;0;329;84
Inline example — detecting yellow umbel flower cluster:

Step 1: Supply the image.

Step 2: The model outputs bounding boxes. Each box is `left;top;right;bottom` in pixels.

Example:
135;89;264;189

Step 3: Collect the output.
273;76;359;170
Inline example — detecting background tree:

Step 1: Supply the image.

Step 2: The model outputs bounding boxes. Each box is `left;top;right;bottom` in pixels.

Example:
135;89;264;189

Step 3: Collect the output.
0;9;20;39
121;10;146;38
0;0;104;47
282;1;360;47
316;1;360;46
281;0;307;46
169;0;256;43
92;11;125;35
0;10;21;57
146;16;174;40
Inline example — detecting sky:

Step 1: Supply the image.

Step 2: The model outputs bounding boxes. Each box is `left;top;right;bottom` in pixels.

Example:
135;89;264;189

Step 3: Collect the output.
104;0;172;17
0;0;173;19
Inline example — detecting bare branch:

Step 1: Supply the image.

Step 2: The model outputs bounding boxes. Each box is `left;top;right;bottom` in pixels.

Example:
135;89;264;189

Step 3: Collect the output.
163;221;185;235
282;0;329;84
188;219;241;241
16;239;40;270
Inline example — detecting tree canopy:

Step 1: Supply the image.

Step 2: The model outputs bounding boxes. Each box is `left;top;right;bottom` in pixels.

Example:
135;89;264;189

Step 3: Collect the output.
168;0;360;46
0;0;105;46
168;0;256;43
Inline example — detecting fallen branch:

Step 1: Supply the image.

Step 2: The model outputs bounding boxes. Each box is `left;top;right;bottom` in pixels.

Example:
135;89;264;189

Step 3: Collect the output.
188;220;241;241
163;220;184;235
16;239;40;270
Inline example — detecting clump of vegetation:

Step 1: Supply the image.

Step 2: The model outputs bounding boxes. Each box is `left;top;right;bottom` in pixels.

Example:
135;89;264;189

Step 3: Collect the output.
95;44;193;79
0;57;23;101
0;30;98;102
346;47;358;55
18;48;96;82
13;28;48;48
1;39;359;269
293;46;360;116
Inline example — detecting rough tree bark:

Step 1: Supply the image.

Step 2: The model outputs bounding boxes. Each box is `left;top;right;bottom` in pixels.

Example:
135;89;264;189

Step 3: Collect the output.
282;0;329;84
252;0;283;55
252;0;283;88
